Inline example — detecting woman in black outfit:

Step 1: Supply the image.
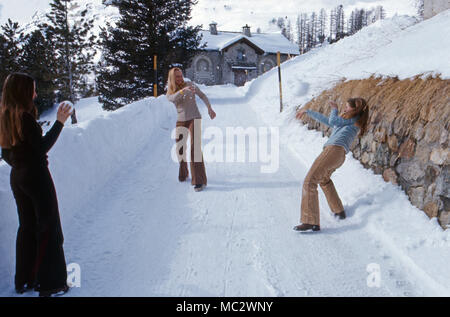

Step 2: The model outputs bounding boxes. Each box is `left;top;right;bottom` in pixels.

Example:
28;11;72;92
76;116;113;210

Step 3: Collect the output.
0;73;72;297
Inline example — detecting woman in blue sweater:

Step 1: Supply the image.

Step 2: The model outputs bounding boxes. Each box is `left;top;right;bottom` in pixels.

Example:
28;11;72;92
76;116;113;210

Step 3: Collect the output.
294;98;369;232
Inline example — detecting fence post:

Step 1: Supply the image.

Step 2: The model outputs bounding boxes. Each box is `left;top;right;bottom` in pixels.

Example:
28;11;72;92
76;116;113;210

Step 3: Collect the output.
277;51;283;112
153;55;157;97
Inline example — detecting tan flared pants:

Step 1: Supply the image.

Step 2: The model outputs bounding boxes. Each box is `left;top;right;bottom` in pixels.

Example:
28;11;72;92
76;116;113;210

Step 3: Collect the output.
301;145;346;226
175;119;207;186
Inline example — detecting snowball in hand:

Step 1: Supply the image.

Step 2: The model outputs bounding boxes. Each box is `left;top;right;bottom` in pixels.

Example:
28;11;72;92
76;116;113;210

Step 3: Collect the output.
60;100;74;108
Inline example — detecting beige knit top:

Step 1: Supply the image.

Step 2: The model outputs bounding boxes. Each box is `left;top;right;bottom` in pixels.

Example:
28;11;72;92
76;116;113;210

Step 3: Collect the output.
166;81;211;122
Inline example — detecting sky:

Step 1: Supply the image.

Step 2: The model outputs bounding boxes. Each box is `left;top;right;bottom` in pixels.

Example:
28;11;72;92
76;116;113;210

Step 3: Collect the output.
0;0;50;25
0;0;418;30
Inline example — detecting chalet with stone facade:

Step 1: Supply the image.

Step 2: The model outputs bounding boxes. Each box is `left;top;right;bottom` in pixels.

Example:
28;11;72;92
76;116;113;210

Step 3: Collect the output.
185;23;299;86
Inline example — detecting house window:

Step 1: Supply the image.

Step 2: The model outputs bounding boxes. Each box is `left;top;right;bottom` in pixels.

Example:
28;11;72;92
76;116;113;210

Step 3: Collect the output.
196;58;210;72
236;48;246;61
261;60;274;73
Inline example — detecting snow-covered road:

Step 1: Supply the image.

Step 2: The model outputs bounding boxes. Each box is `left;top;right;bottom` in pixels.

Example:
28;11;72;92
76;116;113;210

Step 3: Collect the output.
58;95;445;297
1;89;448;297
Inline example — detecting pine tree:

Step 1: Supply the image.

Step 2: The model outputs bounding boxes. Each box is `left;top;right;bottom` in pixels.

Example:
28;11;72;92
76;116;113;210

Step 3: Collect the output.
303;14;311;53
0;33;9;87
355;9;365;32
348;10;355;35
296;15;304;53
310;12;319;49
0;19;24;85
20;30;58;115
277;17;288;39
415;0;425;20
286;19;292;42
375;6;386;21
41;0;96;103
96;0;202;111
277;17;286;30
318;9;327;44
329;8;337;43
336;5;345;40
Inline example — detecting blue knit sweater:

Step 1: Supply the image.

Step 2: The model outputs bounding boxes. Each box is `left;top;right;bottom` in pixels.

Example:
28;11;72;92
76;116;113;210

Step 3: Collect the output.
306;108;359;153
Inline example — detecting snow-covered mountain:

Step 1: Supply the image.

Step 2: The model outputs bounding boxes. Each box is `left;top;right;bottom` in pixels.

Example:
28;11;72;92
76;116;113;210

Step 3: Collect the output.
3;0;418;36
190;0;418;32
17;0;119;35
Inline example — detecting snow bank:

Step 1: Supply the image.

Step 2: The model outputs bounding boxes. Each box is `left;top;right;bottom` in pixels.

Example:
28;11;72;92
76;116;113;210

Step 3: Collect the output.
0;97;176;267
39;97;107;127
347;10;450;79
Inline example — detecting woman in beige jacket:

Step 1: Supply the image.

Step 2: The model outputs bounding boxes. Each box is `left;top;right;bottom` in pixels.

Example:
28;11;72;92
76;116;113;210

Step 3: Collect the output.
166;67;216;192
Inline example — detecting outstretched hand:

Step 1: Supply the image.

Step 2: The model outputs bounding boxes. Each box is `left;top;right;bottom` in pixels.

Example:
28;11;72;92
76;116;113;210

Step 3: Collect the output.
183;86;196;94
329;101;338;109
296;108;307;120
57;102;73;124
208;108;216;120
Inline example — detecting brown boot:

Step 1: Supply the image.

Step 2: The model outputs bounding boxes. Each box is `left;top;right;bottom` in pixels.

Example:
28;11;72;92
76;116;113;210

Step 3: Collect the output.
334;210;346;220
293;223;320;232
194;184;206;192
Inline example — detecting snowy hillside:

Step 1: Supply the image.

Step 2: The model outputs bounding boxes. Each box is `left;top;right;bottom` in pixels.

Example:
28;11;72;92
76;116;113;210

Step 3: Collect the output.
190;0;417;32
0;11;449;297
240;10;450;125
4;0;417;35
17;0;119;35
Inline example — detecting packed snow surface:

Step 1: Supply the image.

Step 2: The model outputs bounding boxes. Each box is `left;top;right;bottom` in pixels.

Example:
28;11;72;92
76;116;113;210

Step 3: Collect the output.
0;12;449;296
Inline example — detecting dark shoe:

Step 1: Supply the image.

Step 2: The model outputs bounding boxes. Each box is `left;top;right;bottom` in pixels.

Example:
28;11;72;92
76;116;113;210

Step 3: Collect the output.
293;223;320;232
334;210;346;220
15;281;37;294
39;284;70;297
194;184;206;192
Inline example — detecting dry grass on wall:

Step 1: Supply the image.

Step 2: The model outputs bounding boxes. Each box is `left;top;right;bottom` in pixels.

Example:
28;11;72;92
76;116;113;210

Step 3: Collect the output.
297;75;450;228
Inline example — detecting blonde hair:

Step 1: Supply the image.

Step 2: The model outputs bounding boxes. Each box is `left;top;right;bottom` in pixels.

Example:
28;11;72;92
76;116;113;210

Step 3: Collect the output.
166;67;185;95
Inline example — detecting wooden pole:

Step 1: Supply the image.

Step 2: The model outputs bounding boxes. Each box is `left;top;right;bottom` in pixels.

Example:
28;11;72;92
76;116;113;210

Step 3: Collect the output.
277;51;283;112
153;55;157;97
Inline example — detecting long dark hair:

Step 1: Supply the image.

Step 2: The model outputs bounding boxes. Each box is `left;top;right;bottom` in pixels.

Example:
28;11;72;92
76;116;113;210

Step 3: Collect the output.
0;73;37;148
342;97;369;136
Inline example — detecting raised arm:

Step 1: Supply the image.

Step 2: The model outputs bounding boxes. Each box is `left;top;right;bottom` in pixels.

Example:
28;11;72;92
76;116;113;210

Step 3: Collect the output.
306;110;331;126
328;108;358;127
23;112;64;154
41;121;64;153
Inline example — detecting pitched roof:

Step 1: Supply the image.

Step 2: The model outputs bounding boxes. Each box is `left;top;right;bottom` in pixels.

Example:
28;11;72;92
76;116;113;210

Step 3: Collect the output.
199;30;300;55
221;36;265;54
